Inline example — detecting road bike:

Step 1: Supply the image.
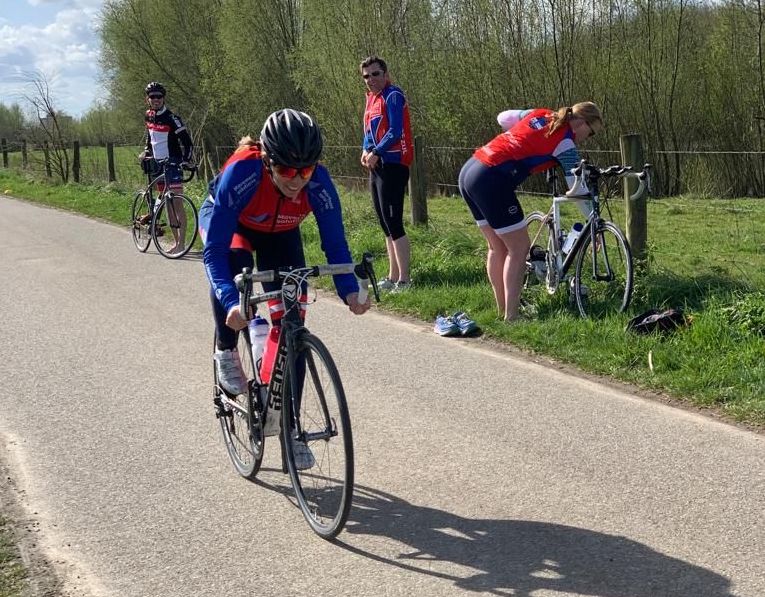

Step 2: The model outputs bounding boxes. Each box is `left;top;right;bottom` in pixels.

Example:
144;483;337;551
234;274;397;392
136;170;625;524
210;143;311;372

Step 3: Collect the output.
131;160;199;259
524;160;651;318
213;254;379;539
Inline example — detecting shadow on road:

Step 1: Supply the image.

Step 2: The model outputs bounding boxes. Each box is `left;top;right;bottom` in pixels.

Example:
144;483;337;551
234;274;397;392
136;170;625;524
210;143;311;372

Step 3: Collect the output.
330;484;734;597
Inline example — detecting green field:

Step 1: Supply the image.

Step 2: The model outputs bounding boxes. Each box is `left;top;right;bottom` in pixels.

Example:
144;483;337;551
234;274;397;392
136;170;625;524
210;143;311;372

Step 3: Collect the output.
1;167;763;427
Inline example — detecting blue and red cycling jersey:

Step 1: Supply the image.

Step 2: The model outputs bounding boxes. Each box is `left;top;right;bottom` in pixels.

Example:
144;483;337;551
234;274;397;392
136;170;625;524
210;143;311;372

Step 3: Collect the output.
474;108;581;187
202;145;356;314
363;83;413;167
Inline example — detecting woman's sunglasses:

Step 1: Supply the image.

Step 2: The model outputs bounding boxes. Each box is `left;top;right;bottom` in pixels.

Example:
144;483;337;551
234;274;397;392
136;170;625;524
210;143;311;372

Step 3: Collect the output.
362;70;383;79
272;163;316;180
148;94;164;99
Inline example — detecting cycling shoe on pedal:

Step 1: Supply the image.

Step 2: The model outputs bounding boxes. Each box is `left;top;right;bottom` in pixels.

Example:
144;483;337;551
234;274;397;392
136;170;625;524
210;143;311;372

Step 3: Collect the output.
290;436;315;470
214;348;248;395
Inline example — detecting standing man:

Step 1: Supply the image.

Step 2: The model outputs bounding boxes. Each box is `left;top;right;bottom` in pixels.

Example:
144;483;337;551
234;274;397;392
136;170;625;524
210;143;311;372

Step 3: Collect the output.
140;82;194;253
360;56;413;292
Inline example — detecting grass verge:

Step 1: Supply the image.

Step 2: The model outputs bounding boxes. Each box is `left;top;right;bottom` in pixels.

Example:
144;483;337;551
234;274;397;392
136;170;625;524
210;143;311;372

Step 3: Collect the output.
0;515;27;597
2;167;763;428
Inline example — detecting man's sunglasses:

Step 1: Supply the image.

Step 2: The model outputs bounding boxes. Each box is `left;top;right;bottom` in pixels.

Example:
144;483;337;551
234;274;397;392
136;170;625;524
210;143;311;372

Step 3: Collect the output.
148;94;164;99
362;70;383;79
272;163;316;180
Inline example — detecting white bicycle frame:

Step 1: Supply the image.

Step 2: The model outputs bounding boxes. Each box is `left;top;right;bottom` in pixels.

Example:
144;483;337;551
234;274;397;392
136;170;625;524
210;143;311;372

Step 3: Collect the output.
534;163;649;282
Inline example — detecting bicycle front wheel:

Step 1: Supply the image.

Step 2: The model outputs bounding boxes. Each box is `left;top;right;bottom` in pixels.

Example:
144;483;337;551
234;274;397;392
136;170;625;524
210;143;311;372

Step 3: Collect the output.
131;190;152;252
215;331;264;480
573;220;633;318
283;333;353;539
152;194;199;259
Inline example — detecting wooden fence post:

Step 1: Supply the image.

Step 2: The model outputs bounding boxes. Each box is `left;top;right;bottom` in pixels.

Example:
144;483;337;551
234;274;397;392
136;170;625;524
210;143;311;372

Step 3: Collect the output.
1;138;7;168
43;142;52;177
106;142;116;182
21;139;28;168
72;140;81;183
620;133;647;262
409;135;428;226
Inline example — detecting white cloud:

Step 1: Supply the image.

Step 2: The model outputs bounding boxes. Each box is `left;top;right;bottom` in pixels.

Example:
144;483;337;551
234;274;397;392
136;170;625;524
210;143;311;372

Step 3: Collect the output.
0;1;103;117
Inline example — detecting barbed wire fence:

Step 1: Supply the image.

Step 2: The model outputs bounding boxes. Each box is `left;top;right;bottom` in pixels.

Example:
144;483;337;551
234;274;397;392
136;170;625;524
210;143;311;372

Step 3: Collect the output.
1;136;763;274
4;136;765;198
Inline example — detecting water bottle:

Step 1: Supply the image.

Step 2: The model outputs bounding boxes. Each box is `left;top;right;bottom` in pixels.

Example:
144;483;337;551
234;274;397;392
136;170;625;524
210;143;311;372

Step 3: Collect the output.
260;326;281;384
561;222;584;254
248;315;269;367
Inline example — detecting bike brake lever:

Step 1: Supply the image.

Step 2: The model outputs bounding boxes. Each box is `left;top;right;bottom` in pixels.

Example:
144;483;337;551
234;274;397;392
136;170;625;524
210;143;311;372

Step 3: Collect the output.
354;252;380;303
236;267;253;320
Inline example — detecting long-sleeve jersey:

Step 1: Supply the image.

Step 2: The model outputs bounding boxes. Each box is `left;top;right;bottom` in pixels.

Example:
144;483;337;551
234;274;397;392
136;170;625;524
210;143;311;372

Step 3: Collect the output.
202;145;356;313
474;108;581;187
362;83;413;167
144;106;193;162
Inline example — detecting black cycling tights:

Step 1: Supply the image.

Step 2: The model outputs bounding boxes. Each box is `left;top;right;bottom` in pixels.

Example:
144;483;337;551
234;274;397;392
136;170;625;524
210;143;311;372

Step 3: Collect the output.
369;162;410;240
212;226;305;351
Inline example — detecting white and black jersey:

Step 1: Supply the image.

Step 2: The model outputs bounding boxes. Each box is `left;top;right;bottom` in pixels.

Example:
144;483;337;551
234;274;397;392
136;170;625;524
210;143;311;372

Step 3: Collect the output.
144;106;193;162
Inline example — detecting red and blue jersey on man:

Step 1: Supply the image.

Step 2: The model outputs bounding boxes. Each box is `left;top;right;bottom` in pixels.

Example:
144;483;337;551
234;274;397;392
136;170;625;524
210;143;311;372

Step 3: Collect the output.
474;108;581;186
363;83;413;167
202;145;356;313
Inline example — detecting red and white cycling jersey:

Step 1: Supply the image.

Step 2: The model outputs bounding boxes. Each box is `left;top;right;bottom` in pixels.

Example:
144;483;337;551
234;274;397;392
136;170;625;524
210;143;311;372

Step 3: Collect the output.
144;106;192;162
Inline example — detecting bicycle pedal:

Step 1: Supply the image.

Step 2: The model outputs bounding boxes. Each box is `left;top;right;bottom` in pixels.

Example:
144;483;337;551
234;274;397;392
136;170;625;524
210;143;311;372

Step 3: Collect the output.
213;395;230;418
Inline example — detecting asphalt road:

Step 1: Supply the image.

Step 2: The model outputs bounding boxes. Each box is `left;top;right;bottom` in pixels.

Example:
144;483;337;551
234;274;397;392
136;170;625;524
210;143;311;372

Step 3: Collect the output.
1;196;763;597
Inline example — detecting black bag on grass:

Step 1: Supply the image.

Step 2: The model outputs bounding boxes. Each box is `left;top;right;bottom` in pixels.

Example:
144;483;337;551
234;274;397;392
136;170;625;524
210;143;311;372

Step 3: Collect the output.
626;308;688;335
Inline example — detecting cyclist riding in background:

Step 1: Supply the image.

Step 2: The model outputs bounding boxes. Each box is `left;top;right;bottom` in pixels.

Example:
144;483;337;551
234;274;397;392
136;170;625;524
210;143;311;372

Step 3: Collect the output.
200;108;370;399
138;82;194;224
458;102;603;322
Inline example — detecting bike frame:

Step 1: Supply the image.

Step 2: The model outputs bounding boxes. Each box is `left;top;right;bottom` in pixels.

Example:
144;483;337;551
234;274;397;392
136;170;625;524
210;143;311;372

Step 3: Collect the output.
267;282;305;440
234;258;376;456
544;191;601;281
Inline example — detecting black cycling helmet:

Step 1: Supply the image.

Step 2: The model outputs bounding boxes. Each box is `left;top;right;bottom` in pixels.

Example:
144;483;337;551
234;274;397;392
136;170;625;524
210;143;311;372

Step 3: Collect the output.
260;109;323;168
145;81;166;96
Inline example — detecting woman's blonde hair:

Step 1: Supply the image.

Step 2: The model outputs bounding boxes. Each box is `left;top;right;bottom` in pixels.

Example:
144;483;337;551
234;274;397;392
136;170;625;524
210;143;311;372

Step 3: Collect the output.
238;135;258;148
546;101;603;137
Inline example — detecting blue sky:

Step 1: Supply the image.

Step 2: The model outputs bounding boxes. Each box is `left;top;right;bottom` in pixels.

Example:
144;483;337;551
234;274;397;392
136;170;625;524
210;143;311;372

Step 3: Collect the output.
0;0;104;118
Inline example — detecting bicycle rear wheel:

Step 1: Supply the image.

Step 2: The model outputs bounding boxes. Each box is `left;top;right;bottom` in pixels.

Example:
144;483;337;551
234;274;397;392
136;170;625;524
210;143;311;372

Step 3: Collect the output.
523;211;558;303
215;331;264;479
152;194;199;259
131;190;152;252
573;220;633;318
283;333;353;539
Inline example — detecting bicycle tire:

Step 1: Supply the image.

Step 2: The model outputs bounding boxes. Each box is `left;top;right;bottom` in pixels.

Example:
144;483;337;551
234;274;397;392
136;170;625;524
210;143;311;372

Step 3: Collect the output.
573;220;633;318
282;333;353;539
523;211;558;300
152;194;199;259
215;331;264;479
131;190;152;252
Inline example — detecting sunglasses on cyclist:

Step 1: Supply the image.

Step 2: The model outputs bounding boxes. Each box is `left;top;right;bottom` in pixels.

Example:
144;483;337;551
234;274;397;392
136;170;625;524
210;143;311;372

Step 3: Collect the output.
362;70;383;79
148;94;164;99
272;163;316;180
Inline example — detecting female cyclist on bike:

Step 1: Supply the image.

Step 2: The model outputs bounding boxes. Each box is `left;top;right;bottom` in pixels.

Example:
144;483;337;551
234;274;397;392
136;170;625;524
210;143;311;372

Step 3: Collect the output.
200;109;370;397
